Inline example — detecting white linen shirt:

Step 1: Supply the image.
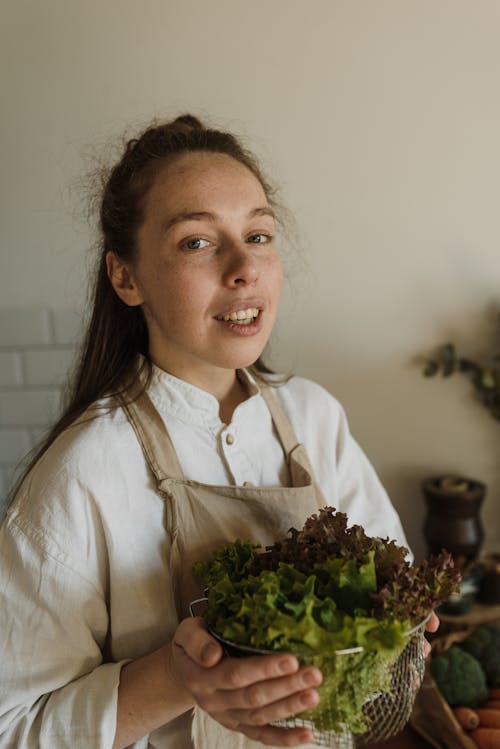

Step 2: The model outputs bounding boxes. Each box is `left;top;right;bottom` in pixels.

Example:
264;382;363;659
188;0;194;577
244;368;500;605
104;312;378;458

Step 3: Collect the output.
0;369;410;749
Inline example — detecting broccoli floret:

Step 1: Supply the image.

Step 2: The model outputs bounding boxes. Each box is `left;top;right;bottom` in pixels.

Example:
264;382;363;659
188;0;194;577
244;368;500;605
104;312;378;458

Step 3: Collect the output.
430;645;488;707
459;622;500;687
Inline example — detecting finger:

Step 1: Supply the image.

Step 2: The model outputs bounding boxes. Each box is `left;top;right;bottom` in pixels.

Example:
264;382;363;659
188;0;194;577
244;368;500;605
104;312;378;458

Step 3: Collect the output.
425;611;440;633
423;639;431;658
213;666;322;712
179;650;300;695
238;722;315;747
174;617;223;667
189;654;303;709
228;685;320;727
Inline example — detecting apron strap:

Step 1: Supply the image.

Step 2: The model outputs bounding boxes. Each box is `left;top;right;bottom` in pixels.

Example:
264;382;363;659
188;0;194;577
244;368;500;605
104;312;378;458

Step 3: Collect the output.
260;382;316;477
117;390;185;482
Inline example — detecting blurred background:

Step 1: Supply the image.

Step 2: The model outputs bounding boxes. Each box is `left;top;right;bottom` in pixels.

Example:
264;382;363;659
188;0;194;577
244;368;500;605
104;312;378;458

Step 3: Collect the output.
2;0;500;560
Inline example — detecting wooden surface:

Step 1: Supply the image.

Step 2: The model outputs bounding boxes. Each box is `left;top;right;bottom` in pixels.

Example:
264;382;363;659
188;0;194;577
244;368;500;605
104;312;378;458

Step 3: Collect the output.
438;600;500;628
409;668;477;749
368;725;434;748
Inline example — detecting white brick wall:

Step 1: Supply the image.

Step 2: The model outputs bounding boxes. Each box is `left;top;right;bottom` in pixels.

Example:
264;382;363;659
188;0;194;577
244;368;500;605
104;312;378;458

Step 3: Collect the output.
0;352;23;386
24;349;75;387
52;309;83;346
0;307;82;518
0;308;52;347
0;429;32;463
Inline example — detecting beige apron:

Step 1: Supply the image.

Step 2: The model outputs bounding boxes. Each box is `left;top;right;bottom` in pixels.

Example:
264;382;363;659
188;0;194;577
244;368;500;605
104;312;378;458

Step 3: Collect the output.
122;382;327;749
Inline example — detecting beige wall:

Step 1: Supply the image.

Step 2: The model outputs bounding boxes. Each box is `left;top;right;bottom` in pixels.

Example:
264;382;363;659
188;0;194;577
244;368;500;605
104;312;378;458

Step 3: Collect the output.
2;0;500;558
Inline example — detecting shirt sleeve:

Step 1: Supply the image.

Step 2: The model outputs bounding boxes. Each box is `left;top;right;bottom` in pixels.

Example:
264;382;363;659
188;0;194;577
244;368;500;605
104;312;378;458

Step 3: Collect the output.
0;515;127;748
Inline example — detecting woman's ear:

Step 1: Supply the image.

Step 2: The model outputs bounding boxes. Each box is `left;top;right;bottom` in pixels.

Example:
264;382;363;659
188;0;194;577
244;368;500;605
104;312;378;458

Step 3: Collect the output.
106;251;144;307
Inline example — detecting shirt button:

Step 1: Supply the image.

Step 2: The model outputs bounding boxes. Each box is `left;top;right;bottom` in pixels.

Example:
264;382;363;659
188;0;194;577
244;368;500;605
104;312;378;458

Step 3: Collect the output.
243;481;254;488
225;433;234;445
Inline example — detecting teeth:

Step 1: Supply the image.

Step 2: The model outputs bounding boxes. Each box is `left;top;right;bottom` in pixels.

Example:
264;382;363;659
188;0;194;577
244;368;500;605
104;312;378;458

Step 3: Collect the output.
217;307;259;322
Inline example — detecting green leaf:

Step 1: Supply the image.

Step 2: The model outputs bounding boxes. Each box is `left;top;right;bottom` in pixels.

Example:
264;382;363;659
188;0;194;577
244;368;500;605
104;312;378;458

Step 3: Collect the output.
423;360;439;377
441;343;456;361
440;343;456;377
481;367;496;389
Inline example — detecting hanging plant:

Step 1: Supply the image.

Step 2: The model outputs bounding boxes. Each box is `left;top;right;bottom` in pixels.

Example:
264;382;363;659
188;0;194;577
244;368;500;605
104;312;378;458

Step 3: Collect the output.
423;342;500;421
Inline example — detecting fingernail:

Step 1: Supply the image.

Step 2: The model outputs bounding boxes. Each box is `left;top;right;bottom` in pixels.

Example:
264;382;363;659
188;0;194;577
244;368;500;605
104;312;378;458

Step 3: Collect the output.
300;690;318;708
201;642;219;663
303;668;322;686
278;656;297;673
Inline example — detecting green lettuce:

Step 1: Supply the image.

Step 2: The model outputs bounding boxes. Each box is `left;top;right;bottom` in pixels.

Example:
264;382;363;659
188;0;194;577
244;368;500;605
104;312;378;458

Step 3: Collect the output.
194;508;460;733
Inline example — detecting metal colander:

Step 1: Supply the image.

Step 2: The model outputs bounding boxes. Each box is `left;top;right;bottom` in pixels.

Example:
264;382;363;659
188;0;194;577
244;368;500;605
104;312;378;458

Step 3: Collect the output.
190;598;428;748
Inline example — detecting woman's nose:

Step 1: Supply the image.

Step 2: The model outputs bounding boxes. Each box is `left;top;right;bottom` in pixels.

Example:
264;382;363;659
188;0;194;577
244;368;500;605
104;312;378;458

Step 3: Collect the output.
222;246;259;287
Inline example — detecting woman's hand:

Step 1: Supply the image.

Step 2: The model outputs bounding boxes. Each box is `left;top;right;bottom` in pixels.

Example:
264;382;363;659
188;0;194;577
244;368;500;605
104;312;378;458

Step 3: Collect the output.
423;610;440;658
169;617;322;747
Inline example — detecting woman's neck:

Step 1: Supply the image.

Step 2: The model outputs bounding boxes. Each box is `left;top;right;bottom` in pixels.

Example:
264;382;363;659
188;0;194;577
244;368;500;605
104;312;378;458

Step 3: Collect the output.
218;372;248;424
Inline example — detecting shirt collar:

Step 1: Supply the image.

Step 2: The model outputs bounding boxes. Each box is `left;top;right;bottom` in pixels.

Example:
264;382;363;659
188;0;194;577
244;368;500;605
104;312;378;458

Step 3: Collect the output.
146;363;262;429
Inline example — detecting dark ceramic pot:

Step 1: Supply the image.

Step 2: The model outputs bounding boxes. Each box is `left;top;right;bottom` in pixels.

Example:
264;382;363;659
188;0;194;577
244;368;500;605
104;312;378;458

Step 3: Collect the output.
422;475;486;562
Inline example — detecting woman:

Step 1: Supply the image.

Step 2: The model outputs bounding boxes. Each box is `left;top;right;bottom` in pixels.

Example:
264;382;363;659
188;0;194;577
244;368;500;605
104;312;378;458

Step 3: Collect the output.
0;115;430;749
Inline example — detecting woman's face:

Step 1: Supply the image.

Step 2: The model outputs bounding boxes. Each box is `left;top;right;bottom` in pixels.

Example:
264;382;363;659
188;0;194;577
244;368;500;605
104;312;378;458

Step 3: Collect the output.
109;152;283;390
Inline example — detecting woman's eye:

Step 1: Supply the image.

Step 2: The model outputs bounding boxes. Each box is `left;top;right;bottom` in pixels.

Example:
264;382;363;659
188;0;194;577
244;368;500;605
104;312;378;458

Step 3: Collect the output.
247;233;272;244
182;238;210;251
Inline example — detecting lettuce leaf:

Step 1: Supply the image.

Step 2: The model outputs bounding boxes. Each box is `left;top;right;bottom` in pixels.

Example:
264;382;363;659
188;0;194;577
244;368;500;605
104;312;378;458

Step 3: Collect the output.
194;507;460;733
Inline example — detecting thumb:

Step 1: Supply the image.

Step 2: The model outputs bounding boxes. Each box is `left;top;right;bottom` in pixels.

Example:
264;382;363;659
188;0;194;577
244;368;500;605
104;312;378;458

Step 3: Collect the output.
199;639;223;667
175;617;224;668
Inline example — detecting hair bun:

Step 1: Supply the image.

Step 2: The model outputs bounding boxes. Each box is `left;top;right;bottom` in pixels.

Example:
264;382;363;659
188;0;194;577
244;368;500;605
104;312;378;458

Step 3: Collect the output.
171;114;204;133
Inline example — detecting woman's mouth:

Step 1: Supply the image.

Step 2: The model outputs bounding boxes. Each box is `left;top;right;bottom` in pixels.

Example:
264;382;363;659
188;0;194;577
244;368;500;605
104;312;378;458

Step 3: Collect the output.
215;307;260;326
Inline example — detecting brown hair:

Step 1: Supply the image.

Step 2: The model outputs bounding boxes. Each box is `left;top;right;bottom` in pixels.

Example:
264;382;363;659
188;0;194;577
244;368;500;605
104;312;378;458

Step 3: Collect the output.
10;114;280;498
